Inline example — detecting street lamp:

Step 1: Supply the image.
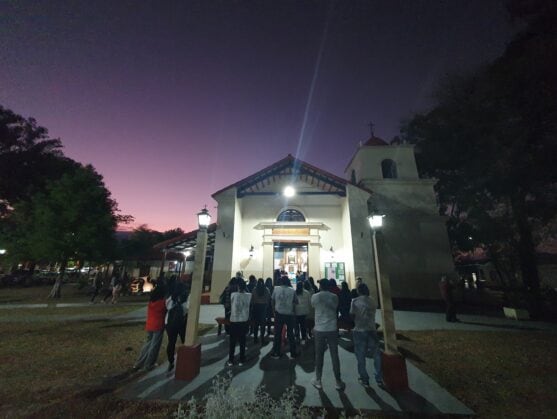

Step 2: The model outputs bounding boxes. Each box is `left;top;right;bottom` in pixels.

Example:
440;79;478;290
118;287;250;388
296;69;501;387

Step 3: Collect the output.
175;207;211;380
367;213;408;391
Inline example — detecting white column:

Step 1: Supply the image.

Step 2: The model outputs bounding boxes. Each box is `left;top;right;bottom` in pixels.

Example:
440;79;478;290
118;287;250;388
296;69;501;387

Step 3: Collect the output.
185;228;208;347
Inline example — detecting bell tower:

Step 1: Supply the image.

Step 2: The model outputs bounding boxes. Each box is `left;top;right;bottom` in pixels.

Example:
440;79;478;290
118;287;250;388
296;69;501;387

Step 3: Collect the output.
345;133;455;301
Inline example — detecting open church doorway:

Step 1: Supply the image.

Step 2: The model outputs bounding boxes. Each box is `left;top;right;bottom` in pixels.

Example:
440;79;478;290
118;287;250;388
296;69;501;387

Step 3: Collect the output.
273;242;308;286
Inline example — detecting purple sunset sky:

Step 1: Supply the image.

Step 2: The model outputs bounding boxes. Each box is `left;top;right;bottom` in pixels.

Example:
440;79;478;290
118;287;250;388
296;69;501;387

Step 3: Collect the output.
0;1;515;232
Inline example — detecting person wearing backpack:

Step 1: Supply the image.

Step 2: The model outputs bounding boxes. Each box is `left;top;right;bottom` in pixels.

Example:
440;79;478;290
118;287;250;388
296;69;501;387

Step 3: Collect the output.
165;283;188;372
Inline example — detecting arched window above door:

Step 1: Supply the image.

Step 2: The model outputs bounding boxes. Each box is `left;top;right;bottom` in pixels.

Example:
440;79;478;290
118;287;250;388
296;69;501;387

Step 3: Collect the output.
381;159;398;179
277;209;306;222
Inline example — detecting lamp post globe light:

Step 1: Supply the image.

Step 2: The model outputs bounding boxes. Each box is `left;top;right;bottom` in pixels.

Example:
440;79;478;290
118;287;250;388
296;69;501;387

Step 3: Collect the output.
367;213;408;391
197;206;211;229
175;207;211;380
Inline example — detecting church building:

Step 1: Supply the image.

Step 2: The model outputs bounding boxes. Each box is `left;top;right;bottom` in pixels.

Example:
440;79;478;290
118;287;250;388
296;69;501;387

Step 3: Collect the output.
157;136;455;304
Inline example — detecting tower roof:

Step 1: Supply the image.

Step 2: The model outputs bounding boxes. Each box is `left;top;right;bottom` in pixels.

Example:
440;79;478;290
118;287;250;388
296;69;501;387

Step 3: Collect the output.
363;135;389;146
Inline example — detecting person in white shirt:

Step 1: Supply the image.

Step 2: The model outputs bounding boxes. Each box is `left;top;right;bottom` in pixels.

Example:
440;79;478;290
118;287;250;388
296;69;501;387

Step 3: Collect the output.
271;276;298;358
350;283;383;387
311;279;345;391
227;281;252;366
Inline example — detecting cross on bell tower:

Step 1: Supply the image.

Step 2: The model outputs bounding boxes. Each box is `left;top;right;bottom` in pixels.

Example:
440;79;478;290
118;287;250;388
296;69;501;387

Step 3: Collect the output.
367;121;375;137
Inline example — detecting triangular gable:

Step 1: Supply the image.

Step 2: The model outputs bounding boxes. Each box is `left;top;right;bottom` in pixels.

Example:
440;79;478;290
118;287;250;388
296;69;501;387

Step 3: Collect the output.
212;154;372;198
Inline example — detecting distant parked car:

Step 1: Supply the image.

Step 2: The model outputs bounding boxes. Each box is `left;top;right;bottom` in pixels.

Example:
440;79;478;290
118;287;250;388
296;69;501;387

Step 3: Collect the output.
1;270;33;287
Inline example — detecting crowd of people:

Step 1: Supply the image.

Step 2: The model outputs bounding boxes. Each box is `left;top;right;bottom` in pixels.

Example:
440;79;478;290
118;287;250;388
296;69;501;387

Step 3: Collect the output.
221;273;384;389
130;271;384;390
133;275;189;372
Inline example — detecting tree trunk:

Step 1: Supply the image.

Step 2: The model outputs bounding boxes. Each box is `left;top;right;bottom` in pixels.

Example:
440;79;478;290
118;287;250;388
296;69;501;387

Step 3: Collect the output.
49;259;67;298
511;191;542;317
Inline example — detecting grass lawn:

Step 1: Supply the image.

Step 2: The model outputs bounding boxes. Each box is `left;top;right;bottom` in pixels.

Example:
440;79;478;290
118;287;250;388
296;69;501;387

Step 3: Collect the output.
399;330;557;418
0;304;140;322
2;311;556;418
0;284;149;304
0;319;215;418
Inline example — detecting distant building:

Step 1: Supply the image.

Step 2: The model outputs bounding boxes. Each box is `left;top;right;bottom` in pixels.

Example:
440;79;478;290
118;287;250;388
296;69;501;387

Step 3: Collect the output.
157;136;455;303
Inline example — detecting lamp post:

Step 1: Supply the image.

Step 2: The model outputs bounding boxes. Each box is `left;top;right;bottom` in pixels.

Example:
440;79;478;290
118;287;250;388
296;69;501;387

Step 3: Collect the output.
175;207;211;380
368;213;408;391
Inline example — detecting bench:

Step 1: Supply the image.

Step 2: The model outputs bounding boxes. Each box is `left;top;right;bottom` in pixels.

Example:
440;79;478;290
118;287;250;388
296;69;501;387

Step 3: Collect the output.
337;319;354;332
215;317;230;335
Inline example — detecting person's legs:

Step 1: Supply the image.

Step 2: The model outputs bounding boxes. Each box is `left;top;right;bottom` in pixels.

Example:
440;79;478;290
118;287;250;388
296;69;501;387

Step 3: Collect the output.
134;332;153;369
229;322;238;363
272;313;286;356
369;331;383;383
299;315;307;340
313;331;327;381
225;308;231;334
445;300;451;321
239;322;247;362
353;331;369;383
326;331;342;382
285;314;297;356
144;330;164;369
90;287;99;302
166;327;179;365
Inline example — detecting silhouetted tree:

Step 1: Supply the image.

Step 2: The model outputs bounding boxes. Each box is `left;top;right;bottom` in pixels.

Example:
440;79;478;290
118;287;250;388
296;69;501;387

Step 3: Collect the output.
10;165;127;298
402;0;557;315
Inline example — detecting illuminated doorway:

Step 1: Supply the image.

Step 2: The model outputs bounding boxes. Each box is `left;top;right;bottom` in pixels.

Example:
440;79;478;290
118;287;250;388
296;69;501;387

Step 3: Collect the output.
273;242;308;285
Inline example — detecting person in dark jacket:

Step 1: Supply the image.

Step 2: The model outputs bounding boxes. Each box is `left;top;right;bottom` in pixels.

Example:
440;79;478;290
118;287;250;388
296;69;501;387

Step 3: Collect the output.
165;282;188;372
439;275;459;322
338;281;352;322
220;277;239;334
264;277;274;336
252;278;271;344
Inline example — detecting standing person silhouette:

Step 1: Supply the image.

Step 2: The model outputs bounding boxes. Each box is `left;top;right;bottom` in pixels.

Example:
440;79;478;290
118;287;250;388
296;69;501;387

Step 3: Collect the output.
270;276;298;359
311;279;345;391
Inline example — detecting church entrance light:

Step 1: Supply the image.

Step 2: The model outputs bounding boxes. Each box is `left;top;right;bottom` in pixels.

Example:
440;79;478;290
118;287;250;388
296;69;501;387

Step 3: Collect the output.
283;185;296;198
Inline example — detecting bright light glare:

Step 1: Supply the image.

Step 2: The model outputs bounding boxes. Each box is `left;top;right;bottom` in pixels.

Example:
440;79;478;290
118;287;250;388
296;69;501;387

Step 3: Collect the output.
368;214;385;229
0;249;6;255
183;250;191;257
283;186;296;198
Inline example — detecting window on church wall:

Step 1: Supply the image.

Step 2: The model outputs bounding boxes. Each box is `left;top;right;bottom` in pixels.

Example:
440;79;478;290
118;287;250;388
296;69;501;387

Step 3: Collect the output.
277;209;306;222
381;159;398;179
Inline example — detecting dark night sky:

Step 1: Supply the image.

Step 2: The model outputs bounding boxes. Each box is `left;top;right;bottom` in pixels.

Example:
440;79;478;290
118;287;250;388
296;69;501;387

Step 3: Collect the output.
0;0;515;232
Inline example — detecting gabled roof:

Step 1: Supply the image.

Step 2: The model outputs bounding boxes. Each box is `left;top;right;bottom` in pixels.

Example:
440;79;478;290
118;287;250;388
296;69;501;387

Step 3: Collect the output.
154;223;217;252
212;154;372;198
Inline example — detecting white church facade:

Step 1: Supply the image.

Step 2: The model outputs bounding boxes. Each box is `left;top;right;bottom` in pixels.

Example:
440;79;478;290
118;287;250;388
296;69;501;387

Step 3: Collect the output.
158;136;455;303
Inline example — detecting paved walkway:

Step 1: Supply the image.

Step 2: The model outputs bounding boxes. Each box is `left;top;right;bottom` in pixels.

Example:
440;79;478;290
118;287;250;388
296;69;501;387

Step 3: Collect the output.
120;329;474;416
118;305;557;415
117;304;557;332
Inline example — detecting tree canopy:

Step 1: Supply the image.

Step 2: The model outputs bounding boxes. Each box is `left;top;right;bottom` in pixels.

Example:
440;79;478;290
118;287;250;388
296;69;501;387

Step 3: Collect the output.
402;0;557;313
0;106;78;216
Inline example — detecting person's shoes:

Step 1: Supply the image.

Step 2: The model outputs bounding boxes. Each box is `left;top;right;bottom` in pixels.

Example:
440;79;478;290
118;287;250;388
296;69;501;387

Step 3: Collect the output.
376;380;386;389
132;364;142;371
311;379;322;390
301;339;307;345
239;360;245;366
167;362;174;372
358;377;370;388
290;351;299;359
226;361;234;367
271;353;281;359
335;381;346;391
143;363;158;372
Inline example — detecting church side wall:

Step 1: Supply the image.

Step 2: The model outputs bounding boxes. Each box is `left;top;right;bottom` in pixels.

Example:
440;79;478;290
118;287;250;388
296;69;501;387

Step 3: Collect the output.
346;185;376;299
210;188;238;303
